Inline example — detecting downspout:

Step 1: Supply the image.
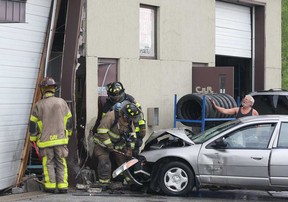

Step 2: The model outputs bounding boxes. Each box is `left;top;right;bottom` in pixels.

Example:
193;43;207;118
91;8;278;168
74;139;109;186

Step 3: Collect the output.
252;6;255;92
44;0;58;77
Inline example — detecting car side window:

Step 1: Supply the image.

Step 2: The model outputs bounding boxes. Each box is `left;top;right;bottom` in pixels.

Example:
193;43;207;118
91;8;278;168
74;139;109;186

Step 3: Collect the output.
278;122;288;148
220;123;275;149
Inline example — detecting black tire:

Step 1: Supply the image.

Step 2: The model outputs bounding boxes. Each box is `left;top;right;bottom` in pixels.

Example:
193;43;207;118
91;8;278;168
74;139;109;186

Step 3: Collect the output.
176;94;207;127
158;161;194;196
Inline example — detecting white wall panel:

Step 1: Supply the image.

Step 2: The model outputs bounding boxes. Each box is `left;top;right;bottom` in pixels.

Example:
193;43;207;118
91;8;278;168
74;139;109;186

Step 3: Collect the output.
216;1;252;58
0;27;46;43
1;66;38;79
0;161;21;182
0;104;31;115
0;39;43;52
0;150;23;164
0;125;28;141
0;0;52;190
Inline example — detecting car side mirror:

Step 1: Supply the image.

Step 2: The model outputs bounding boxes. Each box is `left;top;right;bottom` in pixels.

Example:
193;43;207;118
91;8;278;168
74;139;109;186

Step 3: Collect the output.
212;139;228;149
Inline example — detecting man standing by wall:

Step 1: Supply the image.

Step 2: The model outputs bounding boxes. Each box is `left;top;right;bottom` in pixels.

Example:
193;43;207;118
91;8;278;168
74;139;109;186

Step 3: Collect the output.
29;77;73;193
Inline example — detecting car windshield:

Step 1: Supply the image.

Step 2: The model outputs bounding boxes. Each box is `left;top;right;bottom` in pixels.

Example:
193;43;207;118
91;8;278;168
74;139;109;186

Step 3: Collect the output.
191;119;241;144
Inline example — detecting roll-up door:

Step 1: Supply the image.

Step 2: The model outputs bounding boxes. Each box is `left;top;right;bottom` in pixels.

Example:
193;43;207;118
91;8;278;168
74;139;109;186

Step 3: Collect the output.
216;1;252;58
0;0;52;190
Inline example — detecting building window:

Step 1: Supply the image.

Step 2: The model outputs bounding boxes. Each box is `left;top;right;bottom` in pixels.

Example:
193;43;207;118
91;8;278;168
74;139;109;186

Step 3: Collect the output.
139;4;157;59
0;0;27;23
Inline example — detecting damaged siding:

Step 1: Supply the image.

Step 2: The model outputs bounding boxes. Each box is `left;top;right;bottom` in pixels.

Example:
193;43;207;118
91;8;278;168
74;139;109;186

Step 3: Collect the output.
0;0;52;190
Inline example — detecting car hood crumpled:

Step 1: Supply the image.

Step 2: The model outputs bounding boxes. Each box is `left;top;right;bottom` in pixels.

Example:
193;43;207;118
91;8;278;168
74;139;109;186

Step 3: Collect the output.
145;128;194;145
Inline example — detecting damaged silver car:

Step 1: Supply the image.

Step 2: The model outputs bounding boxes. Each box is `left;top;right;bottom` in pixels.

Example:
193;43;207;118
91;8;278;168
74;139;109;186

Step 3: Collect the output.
123;115;288;196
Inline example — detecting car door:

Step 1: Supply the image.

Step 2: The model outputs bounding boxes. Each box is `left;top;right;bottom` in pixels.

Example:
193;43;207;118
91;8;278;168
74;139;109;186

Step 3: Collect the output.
198;122;276;188
269;122;288;186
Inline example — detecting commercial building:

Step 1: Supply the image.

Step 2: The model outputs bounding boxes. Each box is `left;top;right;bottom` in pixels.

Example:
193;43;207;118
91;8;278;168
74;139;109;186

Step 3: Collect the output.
0;0;282;190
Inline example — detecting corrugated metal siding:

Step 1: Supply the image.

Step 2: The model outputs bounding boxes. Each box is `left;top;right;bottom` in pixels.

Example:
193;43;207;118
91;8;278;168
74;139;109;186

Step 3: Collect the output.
0;0;52;190
215;1;252;58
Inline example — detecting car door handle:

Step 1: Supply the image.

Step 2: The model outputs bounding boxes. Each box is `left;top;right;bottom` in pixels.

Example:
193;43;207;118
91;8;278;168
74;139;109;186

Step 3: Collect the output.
251;156;263;160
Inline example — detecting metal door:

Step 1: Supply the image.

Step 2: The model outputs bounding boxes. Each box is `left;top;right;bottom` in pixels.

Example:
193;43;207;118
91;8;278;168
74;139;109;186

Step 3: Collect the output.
269;122;288;186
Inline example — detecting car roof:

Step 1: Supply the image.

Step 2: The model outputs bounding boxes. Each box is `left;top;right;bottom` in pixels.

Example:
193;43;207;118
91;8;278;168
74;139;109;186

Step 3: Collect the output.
239;114;288;122
249;89;288;96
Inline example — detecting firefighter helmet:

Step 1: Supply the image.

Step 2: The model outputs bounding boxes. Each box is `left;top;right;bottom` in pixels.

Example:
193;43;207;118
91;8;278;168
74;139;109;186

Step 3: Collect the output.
106;82;125;102
39;77;58;94
39;77;58;87
121;103;141;122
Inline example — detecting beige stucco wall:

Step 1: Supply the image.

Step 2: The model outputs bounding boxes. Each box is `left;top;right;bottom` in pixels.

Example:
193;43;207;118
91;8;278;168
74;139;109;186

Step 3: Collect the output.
85;0;282;135
261;0;282;89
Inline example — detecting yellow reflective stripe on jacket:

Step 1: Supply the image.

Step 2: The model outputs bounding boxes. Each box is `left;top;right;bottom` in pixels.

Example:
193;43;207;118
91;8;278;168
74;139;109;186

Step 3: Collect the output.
64;112;72;128
37;121;43;133
135;127;140;132
94;138;107;147
108;131;120;140
97;128;109;134
30;115;38;122
114;144;125;150
94;137;112;146
135;102;141;108
37;138;69;148
101;112;106;118
30;136;37;142
30;115;43;133
103;138;112;145
99;178;110;184
66;130;72;137
130;132;137;138
138;119;145;125
130;142;135;149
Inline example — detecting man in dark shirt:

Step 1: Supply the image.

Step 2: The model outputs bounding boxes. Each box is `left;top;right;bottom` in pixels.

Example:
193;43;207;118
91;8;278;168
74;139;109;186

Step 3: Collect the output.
211;94;259;118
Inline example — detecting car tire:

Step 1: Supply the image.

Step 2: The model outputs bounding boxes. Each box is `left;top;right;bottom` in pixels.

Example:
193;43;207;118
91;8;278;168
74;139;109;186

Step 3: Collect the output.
158;161;194;196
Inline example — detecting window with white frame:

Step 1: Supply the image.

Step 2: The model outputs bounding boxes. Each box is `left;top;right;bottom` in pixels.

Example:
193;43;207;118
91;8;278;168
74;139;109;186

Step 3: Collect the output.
139;5;157;59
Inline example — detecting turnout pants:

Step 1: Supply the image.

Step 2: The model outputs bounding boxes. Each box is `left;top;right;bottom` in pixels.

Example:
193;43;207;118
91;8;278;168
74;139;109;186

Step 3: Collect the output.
93;144;131;185
40;145;69;190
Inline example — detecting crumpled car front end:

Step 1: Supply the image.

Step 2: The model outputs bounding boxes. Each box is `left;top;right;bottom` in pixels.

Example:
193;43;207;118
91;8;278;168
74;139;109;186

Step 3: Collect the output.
123;128;199;194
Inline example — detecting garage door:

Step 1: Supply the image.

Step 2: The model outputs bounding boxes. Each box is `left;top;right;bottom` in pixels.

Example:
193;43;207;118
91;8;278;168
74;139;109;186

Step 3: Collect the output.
216;1;252;58
0;0;52;190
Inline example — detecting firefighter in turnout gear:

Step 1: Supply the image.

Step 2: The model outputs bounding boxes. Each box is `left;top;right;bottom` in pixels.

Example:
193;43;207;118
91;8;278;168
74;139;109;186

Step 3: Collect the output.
93;82;146;155
93;102;142;189
29;77;73;194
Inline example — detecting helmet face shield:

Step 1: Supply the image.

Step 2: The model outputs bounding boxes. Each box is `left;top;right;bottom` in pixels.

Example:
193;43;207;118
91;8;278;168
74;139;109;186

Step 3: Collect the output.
110;93;124;102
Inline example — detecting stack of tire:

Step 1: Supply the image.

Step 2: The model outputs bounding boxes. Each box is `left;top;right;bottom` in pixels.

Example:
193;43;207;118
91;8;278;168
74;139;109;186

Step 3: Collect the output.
176;93;237;127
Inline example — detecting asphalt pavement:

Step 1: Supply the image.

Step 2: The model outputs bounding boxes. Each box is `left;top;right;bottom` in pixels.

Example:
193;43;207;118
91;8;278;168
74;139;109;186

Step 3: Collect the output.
1;188;288;202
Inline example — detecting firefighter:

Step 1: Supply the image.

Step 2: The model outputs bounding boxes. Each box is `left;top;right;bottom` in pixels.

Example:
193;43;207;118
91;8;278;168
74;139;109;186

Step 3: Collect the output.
93;102;142;189
93;82;146;155
29;77;73;194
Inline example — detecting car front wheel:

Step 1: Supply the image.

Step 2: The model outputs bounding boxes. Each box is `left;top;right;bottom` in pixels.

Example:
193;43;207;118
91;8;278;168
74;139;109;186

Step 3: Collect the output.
158;161;194;196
